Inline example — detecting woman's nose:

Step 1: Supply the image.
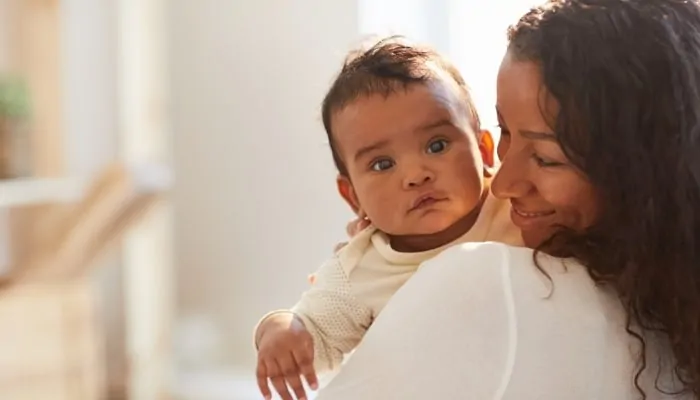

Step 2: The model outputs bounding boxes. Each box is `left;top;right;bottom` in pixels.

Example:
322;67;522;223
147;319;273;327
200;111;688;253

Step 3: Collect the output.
491;152;532;199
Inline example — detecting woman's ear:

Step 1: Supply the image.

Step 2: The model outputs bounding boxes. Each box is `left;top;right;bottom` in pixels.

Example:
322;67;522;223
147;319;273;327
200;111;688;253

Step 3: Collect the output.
478;129;496;177
337;175;362;215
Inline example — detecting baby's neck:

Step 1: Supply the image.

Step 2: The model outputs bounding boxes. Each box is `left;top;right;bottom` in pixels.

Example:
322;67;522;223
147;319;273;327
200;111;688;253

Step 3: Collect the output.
388;188;488;253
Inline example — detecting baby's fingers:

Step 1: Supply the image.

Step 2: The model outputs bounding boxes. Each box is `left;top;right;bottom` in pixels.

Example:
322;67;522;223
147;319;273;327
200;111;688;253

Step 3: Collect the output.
286;369;308;400
278;356;306;400
293;347;318;391
268;358;294;400
255;361;272;400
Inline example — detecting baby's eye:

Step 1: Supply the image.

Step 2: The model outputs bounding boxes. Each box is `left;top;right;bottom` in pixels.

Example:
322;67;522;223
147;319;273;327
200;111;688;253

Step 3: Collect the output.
427;139;449;154
371;158;395;171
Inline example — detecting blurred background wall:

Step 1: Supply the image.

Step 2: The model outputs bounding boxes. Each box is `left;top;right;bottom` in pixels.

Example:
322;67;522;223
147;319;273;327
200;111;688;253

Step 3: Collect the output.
0;1;535;399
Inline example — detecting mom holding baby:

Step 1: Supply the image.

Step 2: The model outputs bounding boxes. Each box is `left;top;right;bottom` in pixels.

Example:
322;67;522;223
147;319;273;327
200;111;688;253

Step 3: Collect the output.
316;0;700;399
257;0;700;399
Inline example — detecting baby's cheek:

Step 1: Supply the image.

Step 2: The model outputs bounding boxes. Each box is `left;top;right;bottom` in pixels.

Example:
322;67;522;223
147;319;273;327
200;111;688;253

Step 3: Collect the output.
450;171;485;208
356;184;396;221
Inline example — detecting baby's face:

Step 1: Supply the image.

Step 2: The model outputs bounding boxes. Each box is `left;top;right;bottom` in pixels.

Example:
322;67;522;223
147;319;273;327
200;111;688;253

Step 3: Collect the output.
333;82;488;237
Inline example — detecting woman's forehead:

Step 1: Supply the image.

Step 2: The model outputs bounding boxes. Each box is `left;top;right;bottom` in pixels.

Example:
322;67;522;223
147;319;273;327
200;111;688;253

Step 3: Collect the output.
497;56;542;106
497;56;558;129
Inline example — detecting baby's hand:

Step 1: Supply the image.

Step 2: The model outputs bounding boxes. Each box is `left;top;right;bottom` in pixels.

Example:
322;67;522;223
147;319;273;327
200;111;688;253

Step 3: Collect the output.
256;315;318;400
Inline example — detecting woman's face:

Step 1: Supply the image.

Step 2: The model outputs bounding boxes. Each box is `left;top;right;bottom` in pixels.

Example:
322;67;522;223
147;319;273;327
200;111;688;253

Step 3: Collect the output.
492;52;599;248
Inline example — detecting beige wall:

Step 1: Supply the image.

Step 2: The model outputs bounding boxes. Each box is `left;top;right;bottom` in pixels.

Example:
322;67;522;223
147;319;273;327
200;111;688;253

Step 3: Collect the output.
0;1;20;73
169;1;359;369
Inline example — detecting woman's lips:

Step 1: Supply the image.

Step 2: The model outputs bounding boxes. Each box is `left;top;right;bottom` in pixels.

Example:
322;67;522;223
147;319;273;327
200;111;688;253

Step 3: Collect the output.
512;207;555;218
510;206;556;229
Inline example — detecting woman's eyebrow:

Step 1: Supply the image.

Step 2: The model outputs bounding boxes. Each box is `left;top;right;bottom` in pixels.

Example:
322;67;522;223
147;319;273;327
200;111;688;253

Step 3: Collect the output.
521;130;556;141
495;106;554;141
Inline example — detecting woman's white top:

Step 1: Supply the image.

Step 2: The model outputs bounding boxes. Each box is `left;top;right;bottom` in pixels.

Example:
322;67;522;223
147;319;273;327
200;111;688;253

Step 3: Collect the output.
315;242;689;400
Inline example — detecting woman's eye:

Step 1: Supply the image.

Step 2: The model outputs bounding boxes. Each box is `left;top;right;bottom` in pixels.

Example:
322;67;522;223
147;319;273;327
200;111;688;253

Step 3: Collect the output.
427;139;449;154
371;158;394;171
532;153;562;168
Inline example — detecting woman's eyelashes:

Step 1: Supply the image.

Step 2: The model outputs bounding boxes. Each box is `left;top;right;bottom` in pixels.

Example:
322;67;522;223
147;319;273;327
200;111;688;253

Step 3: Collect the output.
532;153;563;167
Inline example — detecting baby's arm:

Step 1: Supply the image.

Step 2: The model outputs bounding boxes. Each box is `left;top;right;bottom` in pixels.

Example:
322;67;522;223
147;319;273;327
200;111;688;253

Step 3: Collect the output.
291;255;374;372
255;255;373;373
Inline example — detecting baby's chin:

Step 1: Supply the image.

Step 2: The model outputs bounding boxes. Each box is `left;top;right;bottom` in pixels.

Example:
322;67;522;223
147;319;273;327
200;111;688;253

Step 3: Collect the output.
393;216;465;237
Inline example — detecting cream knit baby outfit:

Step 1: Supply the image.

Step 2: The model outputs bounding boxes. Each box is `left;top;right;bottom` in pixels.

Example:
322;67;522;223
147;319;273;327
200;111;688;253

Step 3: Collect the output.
257;193;521;373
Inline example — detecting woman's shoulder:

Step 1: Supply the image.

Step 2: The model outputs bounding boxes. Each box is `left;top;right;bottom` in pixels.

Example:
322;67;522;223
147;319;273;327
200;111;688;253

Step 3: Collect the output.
318;242;633;399
426;241;541;270
430;240;573;270
426;241;599;296
418;242;643;396
422;241;623;339
319;242;683;399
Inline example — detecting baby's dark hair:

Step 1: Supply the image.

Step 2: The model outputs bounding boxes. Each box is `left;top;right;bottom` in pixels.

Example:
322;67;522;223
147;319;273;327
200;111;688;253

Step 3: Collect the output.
321;36;480;176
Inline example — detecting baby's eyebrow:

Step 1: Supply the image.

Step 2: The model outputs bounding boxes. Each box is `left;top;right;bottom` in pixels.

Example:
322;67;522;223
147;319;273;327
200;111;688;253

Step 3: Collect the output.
418;118;453;132
354;139;390;162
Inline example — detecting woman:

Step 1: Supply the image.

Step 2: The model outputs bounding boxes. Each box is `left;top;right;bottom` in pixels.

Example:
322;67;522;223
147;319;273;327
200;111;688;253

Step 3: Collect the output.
315;0;700;398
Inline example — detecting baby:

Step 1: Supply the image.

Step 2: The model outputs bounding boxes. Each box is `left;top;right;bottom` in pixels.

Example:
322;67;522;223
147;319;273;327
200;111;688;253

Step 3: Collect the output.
254;36;521;400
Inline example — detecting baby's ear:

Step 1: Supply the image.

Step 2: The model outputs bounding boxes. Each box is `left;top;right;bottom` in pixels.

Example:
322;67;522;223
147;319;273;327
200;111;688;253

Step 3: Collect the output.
478;129;496;177
336;175;361;215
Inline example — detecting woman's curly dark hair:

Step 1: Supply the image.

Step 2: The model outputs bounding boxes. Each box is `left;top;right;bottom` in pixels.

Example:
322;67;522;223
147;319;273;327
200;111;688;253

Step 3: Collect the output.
507;0;700;397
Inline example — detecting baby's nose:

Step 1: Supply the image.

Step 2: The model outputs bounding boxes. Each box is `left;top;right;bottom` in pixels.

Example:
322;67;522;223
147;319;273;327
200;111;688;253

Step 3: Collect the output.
404;168;435;188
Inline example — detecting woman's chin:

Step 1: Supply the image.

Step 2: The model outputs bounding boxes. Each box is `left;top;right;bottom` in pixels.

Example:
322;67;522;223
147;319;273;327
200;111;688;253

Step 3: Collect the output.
520;229;551;249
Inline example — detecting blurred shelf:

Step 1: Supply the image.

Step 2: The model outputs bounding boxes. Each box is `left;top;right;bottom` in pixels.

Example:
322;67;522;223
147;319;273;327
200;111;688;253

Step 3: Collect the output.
0;164;172;208
0;177;83;208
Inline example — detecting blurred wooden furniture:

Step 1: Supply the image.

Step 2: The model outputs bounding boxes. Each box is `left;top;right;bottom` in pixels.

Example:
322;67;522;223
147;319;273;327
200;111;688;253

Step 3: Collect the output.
2;163;171;286
0;0;174;399
0;279;102;400
0;163;171;400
